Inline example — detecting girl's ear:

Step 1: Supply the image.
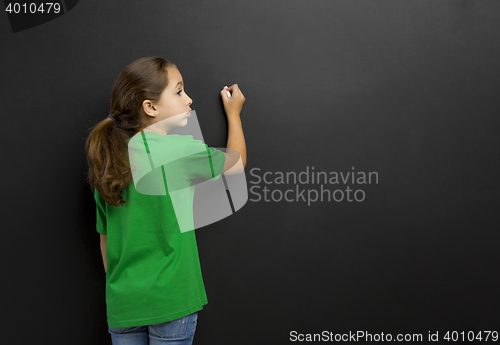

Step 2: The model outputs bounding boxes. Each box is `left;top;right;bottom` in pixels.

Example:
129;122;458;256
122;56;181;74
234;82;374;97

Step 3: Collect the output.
142;99;156;116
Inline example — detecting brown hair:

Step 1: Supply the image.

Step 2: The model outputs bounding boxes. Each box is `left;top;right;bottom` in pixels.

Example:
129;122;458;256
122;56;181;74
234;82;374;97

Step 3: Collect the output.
85;56;177;207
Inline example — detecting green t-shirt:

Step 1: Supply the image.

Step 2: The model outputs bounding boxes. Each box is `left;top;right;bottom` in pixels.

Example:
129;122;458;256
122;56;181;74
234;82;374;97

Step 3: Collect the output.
94;133;225;328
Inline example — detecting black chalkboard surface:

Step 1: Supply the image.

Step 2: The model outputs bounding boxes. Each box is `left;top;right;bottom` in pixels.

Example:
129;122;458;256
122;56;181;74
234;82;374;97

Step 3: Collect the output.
1;1;499;344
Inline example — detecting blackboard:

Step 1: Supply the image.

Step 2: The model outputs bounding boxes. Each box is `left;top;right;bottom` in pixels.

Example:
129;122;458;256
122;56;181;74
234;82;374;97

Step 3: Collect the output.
2;1;499;344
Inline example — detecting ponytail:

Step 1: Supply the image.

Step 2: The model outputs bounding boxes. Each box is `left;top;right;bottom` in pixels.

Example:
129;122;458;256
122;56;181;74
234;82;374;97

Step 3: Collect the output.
85;115;133;207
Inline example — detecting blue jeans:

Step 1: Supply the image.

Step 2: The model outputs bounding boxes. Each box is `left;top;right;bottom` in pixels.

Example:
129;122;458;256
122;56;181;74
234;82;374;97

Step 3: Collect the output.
108;312;198;345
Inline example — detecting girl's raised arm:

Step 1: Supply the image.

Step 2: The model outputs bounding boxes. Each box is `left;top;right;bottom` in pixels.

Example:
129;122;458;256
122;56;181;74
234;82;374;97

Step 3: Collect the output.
220;84;246;174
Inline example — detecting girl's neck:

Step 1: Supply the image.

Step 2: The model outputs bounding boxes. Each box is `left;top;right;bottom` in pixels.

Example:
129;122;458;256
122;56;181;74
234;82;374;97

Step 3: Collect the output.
142;128;168;136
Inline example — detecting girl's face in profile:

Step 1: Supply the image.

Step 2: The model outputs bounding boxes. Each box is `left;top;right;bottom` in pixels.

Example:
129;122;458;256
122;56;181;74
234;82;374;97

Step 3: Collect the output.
144;67;193;134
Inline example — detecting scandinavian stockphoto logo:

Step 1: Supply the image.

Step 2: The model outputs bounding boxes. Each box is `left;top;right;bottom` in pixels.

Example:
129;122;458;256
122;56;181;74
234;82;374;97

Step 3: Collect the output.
4;0;80;33
128;110;248;233
249;166;378;205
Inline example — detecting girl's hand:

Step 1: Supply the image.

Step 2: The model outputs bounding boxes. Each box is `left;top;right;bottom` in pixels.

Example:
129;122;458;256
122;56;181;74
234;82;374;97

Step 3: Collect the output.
220;84;245;119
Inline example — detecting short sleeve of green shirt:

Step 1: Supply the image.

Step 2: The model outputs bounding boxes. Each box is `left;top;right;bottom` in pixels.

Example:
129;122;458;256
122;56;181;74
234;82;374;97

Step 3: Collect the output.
182;138;225;181
94;189;107;235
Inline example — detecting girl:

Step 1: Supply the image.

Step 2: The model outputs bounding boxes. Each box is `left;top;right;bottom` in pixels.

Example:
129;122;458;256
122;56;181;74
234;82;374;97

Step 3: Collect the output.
85;56;246;345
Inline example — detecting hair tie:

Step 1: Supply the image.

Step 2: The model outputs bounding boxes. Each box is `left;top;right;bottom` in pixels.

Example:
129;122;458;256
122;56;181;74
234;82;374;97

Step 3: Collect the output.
108;114;117;122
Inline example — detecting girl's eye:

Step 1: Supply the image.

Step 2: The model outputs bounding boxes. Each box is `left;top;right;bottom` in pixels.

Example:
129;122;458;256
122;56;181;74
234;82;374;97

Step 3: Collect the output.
177;89;183;95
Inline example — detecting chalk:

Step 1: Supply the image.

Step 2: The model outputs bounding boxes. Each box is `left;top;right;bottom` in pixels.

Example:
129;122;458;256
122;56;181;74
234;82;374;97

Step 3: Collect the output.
224;86;231;98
